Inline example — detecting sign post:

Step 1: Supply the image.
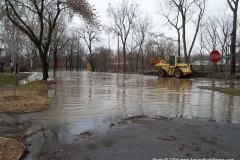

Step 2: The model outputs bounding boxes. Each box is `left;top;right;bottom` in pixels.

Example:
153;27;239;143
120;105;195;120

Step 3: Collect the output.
210;50;221;88
87;63;91;71
58;61;62;76
225;53;230;84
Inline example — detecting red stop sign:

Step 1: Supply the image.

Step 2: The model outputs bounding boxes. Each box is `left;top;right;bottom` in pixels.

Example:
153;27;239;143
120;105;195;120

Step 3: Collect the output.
58;62;62;67
210;50;221;63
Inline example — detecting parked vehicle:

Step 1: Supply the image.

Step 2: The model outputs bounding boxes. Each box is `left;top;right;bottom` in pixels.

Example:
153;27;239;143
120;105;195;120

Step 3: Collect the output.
150;56;192;78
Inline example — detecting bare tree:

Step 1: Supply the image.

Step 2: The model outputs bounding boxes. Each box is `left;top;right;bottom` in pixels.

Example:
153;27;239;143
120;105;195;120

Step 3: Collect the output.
149;33;175;60
134;15;152;73
202;16;219;52
75;38;84;72
2;20;25;65
158;1;182;56
216;12;232;65
0;1;5;21
127;33;139;72
50;17;69;76
79;23;100;71
227;0;239;75
94;47;109;71
159;0;206;63
4;0;97;80
107;0;138;72
24;40;38;69
104;28;114;71
201;12;232;71
68;38;75;71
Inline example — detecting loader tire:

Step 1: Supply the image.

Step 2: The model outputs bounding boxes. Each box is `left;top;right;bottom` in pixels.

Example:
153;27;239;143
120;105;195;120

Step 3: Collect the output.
174;69;183;78
158;69;167;77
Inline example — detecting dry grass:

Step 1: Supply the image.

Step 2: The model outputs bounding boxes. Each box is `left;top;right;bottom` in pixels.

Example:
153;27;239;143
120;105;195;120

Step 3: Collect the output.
0;138;26;160
0;80;54;113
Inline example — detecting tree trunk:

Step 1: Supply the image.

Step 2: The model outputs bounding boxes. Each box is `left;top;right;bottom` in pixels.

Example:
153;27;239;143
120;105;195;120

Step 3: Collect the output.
53;51;57;77
230;14;237;75
182;16;188;63
228;0;239;76
42;53;49;80
177;29;181;56
123;43;126;72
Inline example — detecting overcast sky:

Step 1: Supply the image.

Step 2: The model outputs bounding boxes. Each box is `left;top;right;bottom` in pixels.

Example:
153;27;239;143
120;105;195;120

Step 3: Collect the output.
77;0;228;49
87;0;227;25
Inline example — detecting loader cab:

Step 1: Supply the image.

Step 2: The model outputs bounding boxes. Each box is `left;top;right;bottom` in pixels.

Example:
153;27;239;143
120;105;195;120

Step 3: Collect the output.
169;56;180;66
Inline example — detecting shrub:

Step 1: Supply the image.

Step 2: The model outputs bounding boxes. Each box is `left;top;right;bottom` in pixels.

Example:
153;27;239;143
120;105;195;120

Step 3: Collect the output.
19;65;29;72
3;67;11;73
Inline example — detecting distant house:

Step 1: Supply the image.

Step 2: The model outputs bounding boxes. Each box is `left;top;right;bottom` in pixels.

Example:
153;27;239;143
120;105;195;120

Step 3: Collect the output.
191;60;211;65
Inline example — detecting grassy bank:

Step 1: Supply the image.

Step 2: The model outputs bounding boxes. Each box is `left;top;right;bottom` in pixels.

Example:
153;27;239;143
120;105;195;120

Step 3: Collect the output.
0;73;30;86
0;80;54;113
198;86;240;96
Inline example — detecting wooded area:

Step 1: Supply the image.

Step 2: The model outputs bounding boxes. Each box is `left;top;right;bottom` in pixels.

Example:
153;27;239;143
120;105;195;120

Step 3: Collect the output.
0;0;239;78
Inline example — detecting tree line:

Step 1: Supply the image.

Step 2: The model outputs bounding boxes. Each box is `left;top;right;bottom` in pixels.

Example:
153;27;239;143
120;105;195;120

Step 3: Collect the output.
0;0;239;80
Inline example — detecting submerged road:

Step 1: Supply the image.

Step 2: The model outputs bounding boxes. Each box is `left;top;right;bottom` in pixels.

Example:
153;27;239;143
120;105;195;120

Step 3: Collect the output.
0;71;240;159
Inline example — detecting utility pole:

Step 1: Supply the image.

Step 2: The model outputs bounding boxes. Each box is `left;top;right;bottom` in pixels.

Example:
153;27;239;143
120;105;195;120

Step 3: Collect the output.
117;32;120;72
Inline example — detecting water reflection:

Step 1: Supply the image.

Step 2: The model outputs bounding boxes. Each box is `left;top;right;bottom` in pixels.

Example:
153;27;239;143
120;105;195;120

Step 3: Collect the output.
6;71;240;125
36;71;239;124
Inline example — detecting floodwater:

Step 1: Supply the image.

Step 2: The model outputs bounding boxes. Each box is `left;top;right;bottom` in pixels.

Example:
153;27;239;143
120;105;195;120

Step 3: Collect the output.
1;71;240;159
46;71;239;123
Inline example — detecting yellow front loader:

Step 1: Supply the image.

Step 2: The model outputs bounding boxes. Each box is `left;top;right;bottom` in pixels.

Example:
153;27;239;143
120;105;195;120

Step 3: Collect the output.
150;56;192;78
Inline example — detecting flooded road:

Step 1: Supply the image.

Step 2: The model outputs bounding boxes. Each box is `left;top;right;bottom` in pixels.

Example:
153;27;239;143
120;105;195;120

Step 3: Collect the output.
1;71;240;159
46;71;240;123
